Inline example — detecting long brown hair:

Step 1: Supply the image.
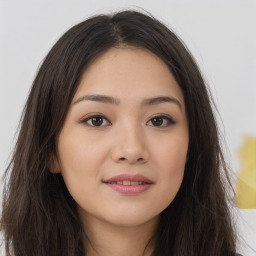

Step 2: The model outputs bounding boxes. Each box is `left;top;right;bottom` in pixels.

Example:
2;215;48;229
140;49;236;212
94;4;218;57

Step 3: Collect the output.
1;10;237;256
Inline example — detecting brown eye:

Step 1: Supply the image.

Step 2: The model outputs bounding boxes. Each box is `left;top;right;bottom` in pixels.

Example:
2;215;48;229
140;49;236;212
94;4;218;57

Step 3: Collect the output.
147;115;176;127
81;115;111;127
91;116;103;126
151;117;163;126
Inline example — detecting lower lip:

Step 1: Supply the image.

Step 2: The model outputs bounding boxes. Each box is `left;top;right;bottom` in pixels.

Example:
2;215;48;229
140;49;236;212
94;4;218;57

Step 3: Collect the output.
105;183;152;195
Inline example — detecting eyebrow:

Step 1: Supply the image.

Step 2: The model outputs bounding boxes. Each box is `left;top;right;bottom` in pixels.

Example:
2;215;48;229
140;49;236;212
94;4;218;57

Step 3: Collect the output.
73;94;182;110
73;94;120;105
141;96;182;110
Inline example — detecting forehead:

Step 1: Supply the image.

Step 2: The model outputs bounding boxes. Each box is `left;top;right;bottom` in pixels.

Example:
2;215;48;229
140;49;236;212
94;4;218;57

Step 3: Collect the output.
74;47;184;106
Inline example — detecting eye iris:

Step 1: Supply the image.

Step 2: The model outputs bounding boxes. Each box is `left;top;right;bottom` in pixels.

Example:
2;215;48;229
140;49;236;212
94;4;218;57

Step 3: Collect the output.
152;117;163;126
92;117;103;126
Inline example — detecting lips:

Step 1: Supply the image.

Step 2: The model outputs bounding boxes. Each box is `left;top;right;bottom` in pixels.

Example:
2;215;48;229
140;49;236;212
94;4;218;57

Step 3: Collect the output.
107;180;146;185
103;174;153;195
103;174;153;184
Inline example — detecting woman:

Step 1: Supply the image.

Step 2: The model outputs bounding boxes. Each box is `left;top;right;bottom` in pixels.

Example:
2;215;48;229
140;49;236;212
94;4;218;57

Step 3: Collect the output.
1;10;238;256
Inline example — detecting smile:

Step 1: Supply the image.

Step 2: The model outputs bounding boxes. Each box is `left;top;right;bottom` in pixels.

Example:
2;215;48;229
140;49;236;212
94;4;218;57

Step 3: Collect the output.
103;174;153;195
106;180;147;185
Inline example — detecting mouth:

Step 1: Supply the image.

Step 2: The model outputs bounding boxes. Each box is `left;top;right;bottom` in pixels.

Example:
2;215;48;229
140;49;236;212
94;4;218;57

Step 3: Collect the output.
104;180;148;185
103;174;153;195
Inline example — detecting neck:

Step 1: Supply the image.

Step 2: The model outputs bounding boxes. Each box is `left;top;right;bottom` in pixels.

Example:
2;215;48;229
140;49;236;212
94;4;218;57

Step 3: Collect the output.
81;214;158;256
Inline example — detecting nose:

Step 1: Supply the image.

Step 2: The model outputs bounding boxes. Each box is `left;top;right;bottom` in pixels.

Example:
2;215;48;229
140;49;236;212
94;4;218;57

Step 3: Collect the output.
111;124;149;165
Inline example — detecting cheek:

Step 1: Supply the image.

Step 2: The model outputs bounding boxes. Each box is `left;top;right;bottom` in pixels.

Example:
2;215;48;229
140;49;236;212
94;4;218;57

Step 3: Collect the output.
151;131;188;203
58;129;108;169
57;130;109;195
152;128;188;171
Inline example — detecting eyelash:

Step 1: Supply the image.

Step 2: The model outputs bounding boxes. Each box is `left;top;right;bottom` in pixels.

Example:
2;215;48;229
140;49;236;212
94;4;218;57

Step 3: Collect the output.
80;114;176;127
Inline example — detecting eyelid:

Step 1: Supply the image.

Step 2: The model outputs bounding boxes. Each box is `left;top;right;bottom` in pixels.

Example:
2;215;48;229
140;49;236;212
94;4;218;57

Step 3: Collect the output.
79;113;176;127
146;114;176;127
80;113;111;127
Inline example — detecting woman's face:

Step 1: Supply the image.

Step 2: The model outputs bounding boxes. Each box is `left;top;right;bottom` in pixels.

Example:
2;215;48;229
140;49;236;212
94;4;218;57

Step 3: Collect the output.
55;47;189;227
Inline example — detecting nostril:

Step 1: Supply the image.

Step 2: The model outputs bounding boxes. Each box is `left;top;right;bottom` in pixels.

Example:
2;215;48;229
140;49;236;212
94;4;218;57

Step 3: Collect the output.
116;157;146;163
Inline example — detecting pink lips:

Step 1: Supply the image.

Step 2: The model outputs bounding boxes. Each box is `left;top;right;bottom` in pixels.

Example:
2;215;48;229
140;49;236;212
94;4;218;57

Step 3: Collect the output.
103;174;153;195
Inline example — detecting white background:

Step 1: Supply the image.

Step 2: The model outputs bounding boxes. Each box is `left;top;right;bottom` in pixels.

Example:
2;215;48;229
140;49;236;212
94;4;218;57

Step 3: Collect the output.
0;0;255;255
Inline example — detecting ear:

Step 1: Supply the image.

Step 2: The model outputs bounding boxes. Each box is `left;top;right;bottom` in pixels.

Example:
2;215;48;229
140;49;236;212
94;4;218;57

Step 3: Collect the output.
48;154;61;174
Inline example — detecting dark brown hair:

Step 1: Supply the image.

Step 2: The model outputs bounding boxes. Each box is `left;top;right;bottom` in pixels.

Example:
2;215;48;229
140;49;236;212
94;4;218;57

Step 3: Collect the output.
1;10;237;256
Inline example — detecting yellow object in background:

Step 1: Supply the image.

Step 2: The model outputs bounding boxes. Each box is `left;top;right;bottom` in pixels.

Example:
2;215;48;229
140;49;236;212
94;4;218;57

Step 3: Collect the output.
236;136;256;209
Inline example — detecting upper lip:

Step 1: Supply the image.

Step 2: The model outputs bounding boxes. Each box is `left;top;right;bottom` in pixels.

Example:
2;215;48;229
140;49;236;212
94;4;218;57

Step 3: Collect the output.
103;174;153;184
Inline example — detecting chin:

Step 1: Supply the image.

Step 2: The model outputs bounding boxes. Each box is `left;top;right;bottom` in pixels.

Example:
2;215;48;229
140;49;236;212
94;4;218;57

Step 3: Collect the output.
100;210;159;228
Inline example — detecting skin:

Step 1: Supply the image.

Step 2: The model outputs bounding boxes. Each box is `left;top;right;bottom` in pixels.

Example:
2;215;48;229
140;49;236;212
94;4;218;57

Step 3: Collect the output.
53;47;189;256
